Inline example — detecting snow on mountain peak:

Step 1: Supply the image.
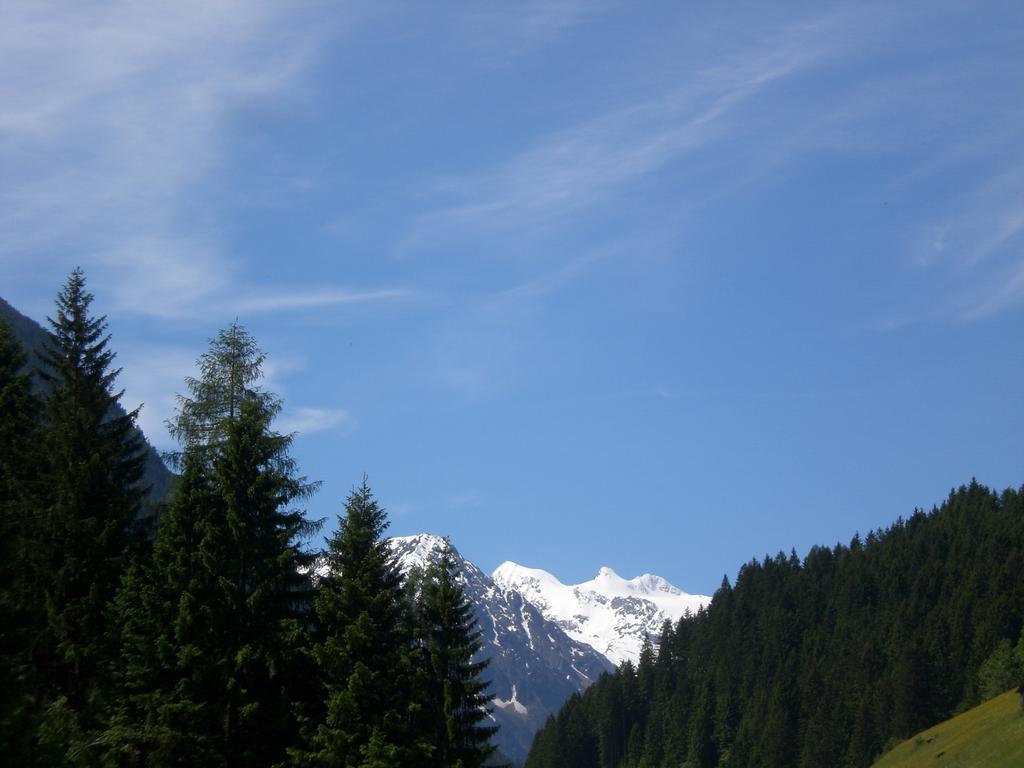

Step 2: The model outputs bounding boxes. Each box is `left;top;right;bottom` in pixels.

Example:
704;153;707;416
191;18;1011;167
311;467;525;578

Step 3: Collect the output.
493;561;562;594
492;560;711;666
389;532;450;572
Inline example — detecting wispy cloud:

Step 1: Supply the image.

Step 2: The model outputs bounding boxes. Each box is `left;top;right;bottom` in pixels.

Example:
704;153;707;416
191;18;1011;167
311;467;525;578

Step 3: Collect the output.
277;406;353;436
115;344;201;449
416;3;1024;325
419;235;655;398
0;1;384;319
406;11;857;244
958;261;1024;322
457;0;608;64
495;251;605;303
234;287;414;315
906;163;1024;323
99;237;233;318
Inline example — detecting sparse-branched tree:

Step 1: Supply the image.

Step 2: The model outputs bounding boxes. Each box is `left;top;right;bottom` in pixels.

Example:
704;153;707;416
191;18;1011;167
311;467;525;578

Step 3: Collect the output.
167;322;266;461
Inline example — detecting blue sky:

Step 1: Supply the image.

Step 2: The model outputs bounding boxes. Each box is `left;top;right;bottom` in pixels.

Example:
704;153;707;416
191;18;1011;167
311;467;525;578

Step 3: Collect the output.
2;1;1022;594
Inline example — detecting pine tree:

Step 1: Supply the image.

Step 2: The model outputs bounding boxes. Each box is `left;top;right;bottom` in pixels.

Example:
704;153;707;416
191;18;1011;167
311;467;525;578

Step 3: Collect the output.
108;450;224;765
303;479;428;767
31;268;147;751
418;540;497;768
213;394;320;765
0;318;43;762
109;322;319;767
688;680;717;768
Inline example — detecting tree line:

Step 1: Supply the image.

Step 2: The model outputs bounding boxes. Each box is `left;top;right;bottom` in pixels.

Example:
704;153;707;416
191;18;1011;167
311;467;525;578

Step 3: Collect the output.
525;479;1024;768
0;269;497;767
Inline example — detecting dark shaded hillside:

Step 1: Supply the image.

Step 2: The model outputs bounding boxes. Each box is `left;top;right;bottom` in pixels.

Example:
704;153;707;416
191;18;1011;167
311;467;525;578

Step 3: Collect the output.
526;481;1024;768
0;297;49;360
0;295;174;507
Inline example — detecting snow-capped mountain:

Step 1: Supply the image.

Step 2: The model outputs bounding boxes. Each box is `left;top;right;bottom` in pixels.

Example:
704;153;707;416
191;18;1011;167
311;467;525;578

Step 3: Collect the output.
388;534;614;764
386;534;711;760
492;561;711;666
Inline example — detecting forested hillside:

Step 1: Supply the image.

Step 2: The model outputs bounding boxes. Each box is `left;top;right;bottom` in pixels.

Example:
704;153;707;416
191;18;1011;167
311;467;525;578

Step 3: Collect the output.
525;481;1024;768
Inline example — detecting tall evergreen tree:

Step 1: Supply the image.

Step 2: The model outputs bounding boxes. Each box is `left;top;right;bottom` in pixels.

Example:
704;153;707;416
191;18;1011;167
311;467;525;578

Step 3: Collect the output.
0;318;43;762
109;322;319;767
302;479;428;767
31;269;147;754
417;540;497;768
106;449;223;766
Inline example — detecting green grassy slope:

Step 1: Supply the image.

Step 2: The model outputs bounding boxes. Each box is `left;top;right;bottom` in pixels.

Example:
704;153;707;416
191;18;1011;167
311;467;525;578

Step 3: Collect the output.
873;689;1024;768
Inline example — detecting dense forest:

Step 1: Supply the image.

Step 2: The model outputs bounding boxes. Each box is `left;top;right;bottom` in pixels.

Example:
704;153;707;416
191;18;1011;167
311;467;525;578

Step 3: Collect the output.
0;270;497;767
525;481;1024;768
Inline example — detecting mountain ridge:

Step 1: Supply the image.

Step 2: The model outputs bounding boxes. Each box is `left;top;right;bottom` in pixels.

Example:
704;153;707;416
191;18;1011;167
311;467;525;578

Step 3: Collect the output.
492;559;710;666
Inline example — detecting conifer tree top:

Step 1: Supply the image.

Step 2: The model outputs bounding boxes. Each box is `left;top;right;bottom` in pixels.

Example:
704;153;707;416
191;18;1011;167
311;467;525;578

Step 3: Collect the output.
168;321;277;462
38;267;120;394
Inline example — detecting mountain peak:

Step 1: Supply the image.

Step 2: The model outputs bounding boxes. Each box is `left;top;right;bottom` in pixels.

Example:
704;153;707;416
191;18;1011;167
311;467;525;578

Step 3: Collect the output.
390;531;449;551
388;533;460;577
493;559;712;666
494;560;556;579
